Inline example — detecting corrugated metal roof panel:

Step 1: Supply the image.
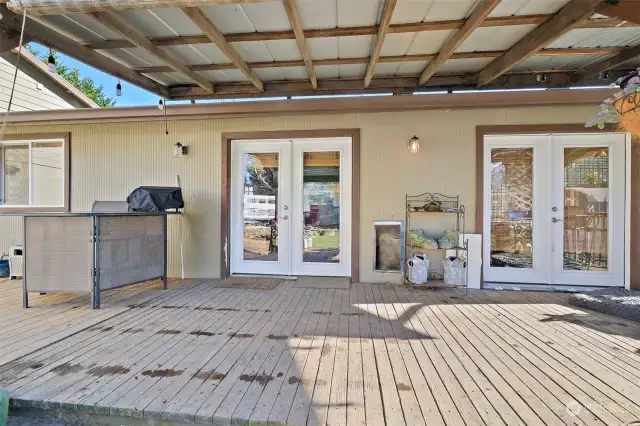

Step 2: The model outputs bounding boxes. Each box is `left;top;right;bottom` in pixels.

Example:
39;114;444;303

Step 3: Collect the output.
315;65;340;79
231;40;277;62
38;13;121;41
308;38;339;60
118;8;197;38
262;40;304;61
382;30;454;56
339;35;375;58
280;66;310;80
198;4;256;34
339;64;367;78
163;44;228;66
373;61;403;77
489;0;571;17
233;2;292;32
337;0;383;27
296;0;336;29
103;47;165;68
422;0;479;22
199;69;248;83
397;60;429;75
457;24;538;52
550;28;640;49
436;57;494;74
512;54;615;72
391;0;435;24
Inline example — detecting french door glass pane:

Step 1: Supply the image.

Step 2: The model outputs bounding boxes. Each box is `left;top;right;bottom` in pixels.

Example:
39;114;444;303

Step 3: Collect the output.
490;148;533;269
3;145;29;205
243;153;279;261
563;147;609;271
302;151;340;263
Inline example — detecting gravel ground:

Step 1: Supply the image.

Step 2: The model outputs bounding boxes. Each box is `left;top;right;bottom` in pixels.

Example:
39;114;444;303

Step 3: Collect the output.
8;416;89;426
568;288;640;322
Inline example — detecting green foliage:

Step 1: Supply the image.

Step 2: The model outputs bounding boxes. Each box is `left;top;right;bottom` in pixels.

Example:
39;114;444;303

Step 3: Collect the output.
26;45;116;107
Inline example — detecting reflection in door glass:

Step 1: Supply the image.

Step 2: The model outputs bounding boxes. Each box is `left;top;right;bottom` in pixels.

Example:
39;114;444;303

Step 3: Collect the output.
563;147;608;271
303;151;340;263
243;153;278;261
490;148;533;268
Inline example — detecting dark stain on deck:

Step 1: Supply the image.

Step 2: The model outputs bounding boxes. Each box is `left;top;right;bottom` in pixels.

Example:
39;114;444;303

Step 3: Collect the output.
194;370;226;381
121;328;144;334
239;372;274;386
89;326;114;332
267;334;288;340
341;313;362;316
397;383;412;392
141;369;185;378
51;363;84;376
162;305;185;309
157;329;181;335
228;333;254;338
217;308;240;312
190;330;215;337
87;365;131;376
194;307;213;311
313;311;331;315
29;362;44;369
288;376;300;385
321;343;332;355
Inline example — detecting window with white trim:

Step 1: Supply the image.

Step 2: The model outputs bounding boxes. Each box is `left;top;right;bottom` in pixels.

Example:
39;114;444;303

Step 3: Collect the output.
0;138;66;208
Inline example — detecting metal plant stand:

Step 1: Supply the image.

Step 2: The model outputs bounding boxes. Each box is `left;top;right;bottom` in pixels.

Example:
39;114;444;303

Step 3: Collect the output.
404;192;468;289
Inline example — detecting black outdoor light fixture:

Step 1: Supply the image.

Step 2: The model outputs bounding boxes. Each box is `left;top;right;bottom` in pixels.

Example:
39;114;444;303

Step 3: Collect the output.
47;48;56;73
408;135;420;153
116;80;122;97
173;142;188;157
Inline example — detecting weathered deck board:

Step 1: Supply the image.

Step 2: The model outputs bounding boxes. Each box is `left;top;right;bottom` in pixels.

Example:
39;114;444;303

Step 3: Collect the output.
1;279;640;426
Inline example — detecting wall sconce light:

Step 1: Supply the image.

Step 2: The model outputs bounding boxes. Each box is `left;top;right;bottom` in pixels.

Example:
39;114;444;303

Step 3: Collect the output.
408;135;420;153
174;142;188;157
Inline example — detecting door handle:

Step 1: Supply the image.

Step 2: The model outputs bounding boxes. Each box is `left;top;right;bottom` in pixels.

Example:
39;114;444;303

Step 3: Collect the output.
552;217;563;223
280;215;289;220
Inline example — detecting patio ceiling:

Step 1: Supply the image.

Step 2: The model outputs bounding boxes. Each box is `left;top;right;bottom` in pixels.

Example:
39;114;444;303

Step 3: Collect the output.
0;0;639;100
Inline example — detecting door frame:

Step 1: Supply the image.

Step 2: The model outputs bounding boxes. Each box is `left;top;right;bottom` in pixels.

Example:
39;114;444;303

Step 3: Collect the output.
476;124;633;290
221;129;361;282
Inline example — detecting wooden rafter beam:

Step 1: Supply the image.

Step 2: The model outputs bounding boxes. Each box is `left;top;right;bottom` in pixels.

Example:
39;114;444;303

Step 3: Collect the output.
0;4;168;96
168;69;632;100
181;7;262;91
134;48;624;74
364;0;397;88
88;10;213;93
5;0;271;15
477;0;604;87
419;0;501;85
283;0;316;89
596;0;640;25
84;15;635;50
575;44;640;80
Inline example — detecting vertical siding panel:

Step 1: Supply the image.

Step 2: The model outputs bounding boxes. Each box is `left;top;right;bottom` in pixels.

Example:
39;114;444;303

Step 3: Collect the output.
0;105;597;282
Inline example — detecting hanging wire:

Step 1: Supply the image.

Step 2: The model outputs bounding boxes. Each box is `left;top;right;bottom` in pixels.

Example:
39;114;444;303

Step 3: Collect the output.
0;7;28;144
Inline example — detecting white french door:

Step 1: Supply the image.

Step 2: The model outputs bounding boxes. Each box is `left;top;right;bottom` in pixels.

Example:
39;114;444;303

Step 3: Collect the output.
483;133;628;287
231;138;352;277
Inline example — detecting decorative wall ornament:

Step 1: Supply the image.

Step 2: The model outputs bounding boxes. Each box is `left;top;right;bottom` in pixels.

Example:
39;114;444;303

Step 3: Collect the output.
586;68;640;136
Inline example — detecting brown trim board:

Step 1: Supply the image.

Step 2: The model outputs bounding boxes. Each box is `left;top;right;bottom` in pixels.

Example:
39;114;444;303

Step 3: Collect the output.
0;132;70;213
476;124;637;290
220;129;361;282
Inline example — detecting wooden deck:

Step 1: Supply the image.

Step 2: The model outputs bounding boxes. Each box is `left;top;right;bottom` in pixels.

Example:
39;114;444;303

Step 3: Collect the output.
1;278;639;426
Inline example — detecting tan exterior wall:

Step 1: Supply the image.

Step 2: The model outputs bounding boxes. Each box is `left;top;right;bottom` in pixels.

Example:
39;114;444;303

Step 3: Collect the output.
0;104;598;283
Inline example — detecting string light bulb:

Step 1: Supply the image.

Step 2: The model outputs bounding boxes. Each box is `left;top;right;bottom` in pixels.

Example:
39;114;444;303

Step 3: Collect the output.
407;135;420;153
47;48;56;73
116;80;122;97
158;98;164;110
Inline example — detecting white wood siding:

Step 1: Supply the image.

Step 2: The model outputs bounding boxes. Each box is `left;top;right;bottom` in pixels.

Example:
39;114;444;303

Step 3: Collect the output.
0;55;76;112
0;104;598;282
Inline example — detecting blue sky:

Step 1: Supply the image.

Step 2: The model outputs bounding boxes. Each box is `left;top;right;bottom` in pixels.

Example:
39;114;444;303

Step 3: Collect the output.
30;43;163;107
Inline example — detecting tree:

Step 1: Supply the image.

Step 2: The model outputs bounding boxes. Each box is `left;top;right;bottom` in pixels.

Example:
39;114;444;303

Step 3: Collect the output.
26;45;117;107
